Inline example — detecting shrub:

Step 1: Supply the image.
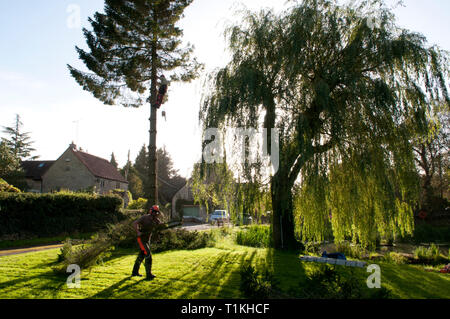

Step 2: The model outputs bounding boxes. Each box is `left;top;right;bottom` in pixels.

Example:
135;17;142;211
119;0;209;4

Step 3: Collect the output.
295;265;392;299
236;225;272;248
239;264;283;299
152;229;213;252
54;218;135;273
0;192;124;238
406;224;450;243
335;242;368;259
383;252;408;265
57;238;73;262
0;178;21;193
304;241;322;255
128;198;148;210
413;244;445;264
117;227;214;253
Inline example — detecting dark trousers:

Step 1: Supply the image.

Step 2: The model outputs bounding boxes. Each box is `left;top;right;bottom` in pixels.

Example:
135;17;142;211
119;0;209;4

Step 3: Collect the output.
154;85;168;108
132;235;153;277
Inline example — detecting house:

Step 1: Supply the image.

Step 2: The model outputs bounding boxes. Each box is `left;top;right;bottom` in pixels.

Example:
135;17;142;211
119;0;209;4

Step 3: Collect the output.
20;161;55;193
22;143;128;195
171;180;207;222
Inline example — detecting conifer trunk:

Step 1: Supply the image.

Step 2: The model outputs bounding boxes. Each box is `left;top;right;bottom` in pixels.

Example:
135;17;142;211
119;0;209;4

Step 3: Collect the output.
148;38;158;207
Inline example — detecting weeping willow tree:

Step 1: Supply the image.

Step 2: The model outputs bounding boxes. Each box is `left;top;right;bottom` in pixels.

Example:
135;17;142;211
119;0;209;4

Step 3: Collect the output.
200;0;449;249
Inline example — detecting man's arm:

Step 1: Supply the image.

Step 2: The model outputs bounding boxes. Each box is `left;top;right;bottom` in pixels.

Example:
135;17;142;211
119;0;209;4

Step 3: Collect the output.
133;220;142;236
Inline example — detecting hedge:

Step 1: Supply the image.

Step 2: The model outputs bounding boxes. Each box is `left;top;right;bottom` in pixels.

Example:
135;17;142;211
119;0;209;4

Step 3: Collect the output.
0;192;125;238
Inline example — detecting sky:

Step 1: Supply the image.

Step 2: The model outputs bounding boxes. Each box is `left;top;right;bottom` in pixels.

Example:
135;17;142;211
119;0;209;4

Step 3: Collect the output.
0;0;449;178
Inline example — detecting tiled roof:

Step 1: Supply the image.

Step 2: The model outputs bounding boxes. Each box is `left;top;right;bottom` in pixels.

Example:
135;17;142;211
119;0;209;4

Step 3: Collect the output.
72;149;128;183
21;161;55;181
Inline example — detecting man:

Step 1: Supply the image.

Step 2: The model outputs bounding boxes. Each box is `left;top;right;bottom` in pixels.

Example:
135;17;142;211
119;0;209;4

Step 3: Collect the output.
154;75;169;109
131;205;165;280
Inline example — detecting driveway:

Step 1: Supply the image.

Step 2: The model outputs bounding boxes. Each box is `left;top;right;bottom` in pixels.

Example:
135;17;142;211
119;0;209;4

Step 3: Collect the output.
0;222;223;257
0;244;65;257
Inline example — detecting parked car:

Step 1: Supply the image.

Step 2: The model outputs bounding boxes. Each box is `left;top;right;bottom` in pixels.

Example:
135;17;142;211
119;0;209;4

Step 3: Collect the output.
209;210;229;225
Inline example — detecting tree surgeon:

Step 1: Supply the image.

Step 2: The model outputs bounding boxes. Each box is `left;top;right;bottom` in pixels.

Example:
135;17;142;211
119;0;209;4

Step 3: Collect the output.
132;205;166;280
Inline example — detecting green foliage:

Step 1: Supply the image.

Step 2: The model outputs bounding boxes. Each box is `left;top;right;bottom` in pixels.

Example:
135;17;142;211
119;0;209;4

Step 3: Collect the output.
191;162;271;224
0;192;124;238
0;142;26;190
0;178;21;193
57;238;73;263
151;229;214;253
54;218;136;273
239;264;282;299
335;242;368;260
201;0;449;249
304;241;322;256
110;152;118;168
235;225;272;248
68;0;202;107
1;114;38;160
383;252;408;265
54;234;116;274
413;244;445;264
404;224;450;243
128;197;148;210
130;146;186;205
295;264;392;299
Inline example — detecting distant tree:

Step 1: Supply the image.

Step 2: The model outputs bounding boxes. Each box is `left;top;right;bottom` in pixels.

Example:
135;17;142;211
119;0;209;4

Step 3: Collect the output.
127;167;145;199
413;101;450;211
68;0;203;207
2;114;39;160
110;152;118;168
157;147;186;205
0;141;26;190
133;144;185;204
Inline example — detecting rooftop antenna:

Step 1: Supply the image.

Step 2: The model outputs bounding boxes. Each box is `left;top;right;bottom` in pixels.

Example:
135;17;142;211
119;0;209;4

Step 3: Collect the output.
72;119;81;146
72;119;82;145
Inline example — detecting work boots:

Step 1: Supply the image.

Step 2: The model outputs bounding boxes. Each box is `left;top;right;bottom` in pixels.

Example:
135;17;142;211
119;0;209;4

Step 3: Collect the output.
144;256;155;280
132;255;144;277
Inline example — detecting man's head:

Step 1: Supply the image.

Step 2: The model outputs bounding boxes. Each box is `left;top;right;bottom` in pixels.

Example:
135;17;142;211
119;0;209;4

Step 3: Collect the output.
149;205;160;216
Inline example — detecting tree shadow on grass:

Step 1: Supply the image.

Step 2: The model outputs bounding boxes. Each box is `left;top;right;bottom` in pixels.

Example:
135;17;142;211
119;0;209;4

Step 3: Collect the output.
381;264;450;298
0;270;69;298
263;248;306;297
176;250;258;299
87;251;238;299
89;277;139;299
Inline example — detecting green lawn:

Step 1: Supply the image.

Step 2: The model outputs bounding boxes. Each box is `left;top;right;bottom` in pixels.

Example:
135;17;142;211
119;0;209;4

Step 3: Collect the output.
0;237;449;299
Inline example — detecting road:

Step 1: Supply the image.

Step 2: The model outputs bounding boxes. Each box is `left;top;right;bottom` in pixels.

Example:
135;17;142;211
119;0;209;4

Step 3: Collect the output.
0;223;219;257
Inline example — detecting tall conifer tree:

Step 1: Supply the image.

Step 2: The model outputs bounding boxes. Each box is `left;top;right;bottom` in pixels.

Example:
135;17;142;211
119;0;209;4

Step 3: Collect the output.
68;0;202;206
